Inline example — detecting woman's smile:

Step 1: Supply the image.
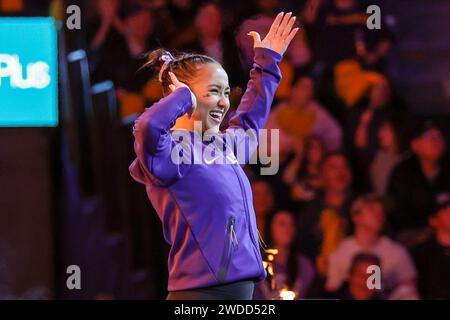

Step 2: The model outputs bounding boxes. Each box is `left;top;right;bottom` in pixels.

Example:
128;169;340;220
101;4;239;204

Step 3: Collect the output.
209;109;224;122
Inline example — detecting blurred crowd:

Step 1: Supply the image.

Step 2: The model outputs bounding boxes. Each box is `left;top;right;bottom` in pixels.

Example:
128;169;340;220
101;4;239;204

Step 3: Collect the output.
2;0;449;300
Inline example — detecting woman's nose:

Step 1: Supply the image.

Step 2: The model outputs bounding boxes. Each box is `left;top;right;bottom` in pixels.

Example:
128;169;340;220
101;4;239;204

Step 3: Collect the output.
218;96;229;109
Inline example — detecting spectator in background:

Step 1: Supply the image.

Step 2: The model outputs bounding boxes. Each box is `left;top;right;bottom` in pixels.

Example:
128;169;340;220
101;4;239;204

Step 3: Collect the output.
297;152;354;276
282;135;325;204
92;5;160;117
333;60;386;112
254;210;316;299
0;0;51;16
251;179;276;238
266;76;343;162
369;118;406;196
235;0;281;70
354;4;395;72
235;0;310;101
86;0;123;52
326;194;418;299
387;121;450;246
0;0;24;14
351;79;404;156
326;253;382;300
161;0;200;50
349;79;406;191
305;0;394;70
180;2;246;89
412;192;450;300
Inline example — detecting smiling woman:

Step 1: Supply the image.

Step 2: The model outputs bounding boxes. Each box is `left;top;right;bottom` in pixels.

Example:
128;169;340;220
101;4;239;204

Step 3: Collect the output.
129;12;298;300
141;48;232;133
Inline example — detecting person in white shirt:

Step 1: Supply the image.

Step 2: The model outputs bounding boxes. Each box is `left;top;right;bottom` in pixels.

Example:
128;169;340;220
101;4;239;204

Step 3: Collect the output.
326;194;419;299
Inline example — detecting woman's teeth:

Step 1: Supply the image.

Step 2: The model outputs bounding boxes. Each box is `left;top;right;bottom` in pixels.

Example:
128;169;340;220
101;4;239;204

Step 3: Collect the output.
209;111;223;121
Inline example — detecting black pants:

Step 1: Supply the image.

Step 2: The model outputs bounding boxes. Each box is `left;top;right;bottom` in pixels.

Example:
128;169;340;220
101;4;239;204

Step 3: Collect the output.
166;280;255;300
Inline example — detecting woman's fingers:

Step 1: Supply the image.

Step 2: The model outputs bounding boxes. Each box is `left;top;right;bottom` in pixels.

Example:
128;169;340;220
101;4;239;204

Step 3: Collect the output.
285;27;299;45
252;11;299;55
267;12;284;37
247;31;262;47
282;16;296;39
168;72;180;87
169;84;176;92
276;12;292;37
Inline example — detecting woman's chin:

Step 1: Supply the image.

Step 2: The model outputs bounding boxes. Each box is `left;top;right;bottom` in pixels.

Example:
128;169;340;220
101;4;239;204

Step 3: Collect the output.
204;118;222;132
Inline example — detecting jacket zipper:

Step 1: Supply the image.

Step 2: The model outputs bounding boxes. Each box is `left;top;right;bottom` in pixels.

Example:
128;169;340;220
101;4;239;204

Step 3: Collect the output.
258;229;268;250
231;165;264;273
218;216;237;283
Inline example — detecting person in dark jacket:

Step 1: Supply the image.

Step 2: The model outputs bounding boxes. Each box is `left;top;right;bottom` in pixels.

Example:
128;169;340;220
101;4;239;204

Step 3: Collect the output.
412;192;450;299
129;12;299;300
387;121;450;246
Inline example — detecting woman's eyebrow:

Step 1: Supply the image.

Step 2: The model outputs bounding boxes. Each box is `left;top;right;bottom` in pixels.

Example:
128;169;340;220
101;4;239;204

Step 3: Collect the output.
208;84;231;91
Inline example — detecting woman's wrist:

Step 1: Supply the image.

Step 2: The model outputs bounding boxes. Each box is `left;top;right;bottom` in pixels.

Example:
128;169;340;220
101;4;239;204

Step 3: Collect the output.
188;91;197;118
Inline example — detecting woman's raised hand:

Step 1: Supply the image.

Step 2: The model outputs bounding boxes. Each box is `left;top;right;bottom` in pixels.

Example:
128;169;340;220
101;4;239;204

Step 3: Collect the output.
248;12;299;56
168;72;197;118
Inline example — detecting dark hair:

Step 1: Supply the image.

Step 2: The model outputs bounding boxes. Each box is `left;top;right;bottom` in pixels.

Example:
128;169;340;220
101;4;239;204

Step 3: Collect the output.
409;119;442;142
350;193;385;216
349;253;381;275
142;48;219;96
298;135;326;179
378;112;409;153
265;210;299;289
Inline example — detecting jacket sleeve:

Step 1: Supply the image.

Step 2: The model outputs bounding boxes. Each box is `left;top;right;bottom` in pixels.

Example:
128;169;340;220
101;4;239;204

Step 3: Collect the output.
225;47;282;164
129;87;194;186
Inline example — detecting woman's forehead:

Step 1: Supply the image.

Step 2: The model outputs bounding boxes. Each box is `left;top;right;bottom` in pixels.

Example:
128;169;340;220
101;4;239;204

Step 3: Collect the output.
194;63;229;86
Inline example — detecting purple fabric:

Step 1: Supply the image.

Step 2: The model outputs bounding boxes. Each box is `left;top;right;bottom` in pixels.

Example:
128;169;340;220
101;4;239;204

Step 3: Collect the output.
129;47;282;291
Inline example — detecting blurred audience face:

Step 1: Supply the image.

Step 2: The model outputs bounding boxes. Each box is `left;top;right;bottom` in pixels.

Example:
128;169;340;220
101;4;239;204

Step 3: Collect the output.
321;154;352;193
411;128;445;162
430;204;450;234
305;136;325;165
126;9;154;41
378;121;397;151
348;260;377;300
195;3;222;40
352;200;385;234
334;0;356;10
370;80;391;108
189;63;230;132
251;180;275;217
270;211;296;248
96;0;120;19
290;76;314;107
172;0;191;9
258;0;279;15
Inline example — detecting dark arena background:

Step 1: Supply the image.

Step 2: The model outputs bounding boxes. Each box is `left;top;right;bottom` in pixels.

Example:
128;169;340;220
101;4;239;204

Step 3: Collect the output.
1;0;450;303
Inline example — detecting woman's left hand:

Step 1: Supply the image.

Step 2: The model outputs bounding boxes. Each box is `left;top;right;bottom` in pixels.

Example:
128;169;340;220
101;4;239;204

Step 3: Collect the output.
248;12;299;56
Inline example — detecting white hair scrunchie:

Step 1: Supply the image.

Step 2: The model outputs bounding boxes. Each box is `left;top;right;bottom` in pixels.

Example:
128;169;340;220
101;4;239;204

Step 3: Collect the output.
158;52;175;82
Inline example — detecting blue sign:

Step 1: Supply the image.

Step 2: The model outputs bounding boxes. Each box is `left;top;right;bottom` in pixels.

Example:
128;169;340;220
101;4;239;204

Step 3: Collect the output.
0;18;58;127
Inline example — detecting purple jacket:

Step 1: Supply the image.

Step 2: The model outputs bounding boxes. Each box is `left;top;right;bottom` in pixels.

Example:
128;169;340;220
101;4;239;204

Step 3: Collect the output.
129;48;282;291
